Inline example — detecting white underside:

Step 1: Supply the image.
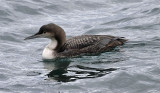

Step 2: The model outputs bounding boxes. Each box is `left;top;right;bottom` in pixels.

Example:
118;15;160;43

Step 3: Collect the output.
42;38;57;59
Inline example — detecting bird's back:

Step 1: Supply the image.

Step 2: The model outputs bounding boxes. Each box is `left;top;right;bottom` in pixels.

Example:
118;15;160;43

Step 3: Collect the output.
58;35;127;57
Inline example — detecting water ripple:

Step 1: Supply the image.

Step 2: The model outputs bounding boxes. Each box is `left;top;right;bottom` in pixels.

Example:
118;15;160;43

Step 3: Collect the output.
0;0;160;93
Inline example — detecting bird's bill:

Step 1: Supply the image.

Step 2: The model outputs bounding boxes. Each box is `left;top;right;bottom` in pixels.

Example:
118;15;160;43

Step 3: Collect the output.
24;34;42;40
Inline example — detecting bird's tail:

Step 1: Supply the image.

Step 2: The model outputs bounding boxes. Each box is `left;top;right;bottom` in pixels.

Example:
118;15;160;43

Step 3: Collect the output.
107;37;128;47
117;37;128;45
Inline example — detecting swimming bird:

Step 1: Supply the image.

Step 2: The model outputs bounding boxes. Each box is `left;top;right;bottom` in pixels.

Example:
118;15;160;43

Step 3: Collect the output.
25;23;127;59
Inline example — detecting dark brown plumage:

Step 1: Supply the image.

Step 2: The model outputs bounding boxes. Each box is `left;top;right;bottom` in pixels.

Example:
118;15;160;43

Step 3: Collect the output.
59;35;127;57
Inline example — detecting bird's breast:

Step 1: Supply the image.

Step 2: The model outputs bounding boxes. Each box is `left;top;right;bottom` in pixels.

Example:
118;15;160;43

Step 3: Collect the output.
42;47;56;59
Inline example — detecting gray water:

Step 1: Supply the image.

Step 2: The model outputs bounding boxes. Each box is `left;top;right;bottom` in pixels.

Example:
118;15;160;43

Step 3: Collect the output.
0;0;160;93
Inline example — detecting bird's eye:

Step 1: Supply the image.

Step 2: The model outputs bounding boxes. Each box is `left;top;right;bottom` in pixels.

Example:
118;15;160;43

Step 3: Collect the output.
43;31;46;34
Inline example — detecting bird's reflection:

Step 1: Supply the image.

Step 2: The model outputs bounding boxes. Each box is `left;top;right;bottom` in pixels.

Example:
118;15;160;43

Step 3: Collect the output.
42;58;118;82
43;58;71;71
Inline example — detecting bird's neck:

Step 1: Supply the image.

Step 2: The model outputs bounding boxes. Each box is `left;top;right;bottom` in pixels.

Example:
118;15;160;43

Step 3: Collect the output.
48;38;58;50
42;38;58;60
54;35;66;52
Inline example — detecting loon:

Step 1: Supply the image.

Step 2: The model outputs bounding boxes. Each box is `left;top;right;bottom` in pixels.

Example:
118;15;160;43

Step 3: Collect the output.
25;23;127;59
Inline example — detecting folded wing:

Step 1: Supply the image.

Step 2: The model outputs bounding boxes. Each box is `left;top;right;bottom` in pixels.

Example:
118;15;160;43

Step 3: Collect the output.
58;35;127;57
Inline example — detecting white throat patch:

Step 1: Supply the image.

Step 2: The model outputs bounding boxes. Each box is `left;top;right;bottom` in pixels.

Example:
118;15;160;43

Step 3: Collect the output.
42;38;58;59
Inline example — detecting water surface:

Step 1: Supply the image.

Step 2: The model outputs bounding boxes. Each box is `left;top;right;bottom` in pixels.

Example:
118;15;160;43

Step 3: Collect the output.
0;0;160;93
